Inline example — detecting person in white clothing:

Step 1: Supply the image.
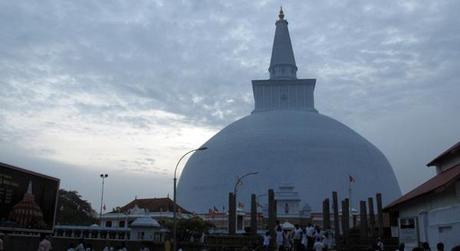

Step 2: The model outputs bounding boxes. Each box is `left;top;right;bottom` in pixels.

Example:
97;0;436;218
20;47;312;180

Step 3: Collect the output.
301;227;308;250
263;231;271;251
293;225;302;251
102;244;113;251
37;234;52;251
275;225;284;251
376;237;384;251
306;223;315;251
66;243;76;251
283;229;291;251
313;237;324;251
75;239;86;251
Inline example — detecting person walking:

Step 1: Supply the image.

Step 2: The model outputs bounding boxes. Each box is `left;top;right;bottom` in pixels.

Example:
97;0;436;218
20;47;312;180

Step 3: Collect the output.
396;243;405;251
0;233;4;251
301;227;308;251
276;225;284;251
118;242;127;251
283;229;291;251
75;239;85;251
164;238;171;251
263;231;271;251
293;225;302;251
422;242;431;251
306;224;315;251
313;237;323;251
66;243;76;251
376;237;384;251
436;242;444;251
37;234;52;251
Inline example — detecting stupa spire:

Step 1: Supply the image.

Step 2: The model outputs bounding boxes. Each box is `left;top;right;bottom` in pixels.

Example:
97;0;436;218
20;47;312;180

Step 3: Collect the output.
269;7;297;80
27;180;32;194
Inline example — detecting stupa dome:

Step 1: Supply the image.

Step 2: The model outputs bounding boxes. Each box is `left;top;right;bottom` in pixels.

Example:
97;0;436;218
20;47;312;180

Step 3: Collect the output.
177;9;401;213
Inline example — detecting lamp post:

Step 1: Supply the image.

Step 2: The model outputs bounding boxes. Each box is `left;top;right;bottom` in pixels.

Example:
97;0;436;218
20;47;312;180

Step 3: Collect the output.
173;147;207;251
99;173;108;224
233;171;258;232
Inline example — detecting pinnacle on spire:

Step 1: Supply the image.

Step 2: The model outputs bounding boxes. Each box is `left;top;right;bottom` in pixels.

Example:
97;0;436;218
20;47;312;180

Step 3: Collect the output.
269;7;297;80
279;6;285;20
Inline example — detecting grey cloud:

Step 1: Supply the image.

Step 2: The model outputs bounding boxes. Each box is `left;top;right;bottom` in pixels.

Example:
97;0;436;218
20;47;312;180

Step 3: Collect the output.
0;0;459;202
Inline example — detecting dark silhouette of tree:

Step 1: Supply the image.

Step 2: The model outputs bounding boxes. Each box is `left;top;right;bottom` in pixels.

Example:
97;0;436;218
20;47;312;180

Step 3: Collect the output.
56;189;97;226
161;217;214;241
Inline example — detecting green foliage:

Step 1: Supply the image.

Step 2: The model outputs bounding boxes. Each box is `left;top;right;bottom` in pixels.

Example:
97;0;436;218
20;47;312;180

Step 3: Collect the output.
161;217;215;241
56;189;97;226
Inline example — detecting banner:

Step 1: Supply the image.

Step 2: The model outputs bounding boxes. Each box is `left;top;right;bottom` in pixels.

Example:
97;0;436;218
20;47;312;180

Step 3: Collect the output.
0;162;59;232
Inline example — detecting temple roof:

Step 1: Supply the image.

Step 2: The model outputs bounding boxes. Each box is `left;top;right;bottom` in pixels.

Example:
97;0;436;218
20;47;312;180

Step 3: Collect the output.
427;141;460;167
118;197;191;214
385;164;460;210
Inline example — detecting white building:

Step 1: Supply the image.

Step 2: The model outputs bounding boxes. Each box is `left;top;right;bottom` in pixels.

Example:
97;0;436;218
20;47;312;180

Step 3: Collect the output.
54;197;192;242
99;197;192;229
177;8;400;213
386;141;460;250
260;184;311;226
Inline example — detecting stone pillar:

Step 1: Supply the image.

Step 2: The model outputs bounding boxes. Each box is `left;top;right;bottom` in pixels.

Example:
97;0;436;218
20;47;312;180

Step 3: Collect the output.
360;200;368;239
228;192;236;235
341;199;350;237
332;191;340;238
251;193;257;235
322;198;331;230
376;193;384;238
268;189;276;230
368;197;376;238
268;189;276;248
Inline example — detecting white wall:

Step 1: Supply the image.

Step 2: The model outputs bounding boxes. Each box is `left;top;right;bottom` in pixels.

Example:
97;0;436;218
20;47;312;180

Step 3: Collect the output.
427;204;460;250
398;185;460;250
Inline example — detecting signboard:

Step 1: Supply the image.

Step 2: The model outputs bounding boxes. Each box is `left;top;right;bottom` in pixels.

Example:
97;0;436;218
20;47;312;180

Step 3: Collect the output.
0;162;59;232
399;217;418;247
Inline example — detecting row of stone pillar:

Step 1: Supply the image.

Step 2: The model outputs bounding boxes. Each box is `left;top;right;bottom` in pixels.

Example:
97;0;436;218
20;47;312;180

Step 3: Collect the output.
228;189;277;235
324;191;385;247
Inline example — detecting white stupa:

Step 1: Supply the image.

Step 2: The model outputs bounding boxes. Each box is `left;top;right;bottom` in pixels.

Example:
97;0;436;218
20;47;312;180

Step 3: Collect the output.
177;8;401;213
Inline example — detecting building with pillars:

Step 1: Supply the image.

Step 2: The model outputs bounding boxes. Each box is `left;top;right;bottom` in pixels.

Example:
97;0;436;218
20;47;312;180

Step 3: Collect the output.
54;197;190;241
385;141;460;250
177;8;401;213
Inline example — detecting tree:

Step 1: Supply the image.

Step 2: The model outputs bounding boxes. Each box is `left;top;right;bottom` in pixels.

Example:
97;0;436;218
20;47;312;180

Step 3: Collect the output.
55;189;97;226
161;217;215;241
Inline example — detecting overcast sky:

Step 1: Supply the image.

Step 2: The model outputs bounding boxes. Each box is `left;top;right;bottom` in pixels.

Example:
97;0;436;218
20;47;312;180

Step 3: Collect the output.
1;0;459;212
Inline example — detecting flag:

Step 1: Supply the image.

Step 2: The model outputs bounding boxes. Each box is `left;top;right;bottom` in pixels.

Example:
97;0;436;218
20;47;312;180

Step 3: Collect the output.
213;206;219;213
103;204;106;211
349;175;355;183
238;202;244;209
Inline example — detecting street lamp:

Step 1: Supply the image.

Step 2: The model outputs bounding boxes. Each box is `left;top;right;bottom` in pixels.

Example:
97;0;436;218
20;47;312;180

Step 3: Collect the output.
173;146;207;251
99;173;108;224
233;171;258;232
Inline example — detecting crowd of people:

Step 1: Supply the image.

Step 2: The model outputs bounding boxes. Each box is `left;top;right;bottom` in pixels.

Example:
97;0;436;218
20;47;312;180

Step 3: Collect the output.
263;222;332;251
0;233;151;251
395;241;460;251
2;228;460;251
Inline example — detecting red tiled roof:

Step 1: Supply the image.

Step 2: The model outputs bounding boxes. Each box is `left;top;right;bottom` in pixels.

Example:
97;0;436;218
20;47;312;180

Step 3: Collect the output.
385;164;460;210
427;141;460;166
119;197;191;214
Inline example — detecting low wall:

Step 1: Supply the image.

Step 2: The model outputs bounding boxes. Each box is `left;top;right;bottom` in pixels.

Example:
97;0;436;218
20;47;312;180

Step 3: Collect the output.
2;234;262;251
3;235;162;251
